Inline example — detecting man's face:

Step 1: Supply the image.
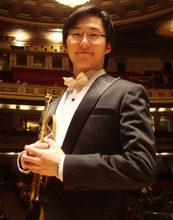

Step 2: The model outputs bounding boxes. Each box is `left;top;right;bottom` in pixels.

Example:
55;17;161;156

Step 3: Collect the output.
66;15;111;75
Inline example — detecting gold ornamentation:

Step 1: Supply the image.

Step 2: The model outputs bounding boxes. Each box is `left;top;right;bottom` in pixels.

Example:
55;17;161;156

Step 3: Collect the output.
33;88;40;94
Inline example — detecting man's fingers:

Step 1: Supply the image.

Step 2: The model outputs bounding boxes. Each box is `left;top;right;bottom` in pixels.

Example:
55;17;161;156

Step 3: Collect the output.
24;142;49;152
43;135;55;148
45;133;54;139
24;145;44;158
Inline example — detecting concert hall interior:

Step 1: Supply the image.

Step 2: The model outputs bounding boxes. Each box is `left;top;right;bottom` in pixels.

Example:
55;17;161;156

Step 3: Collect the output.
0;0;173;220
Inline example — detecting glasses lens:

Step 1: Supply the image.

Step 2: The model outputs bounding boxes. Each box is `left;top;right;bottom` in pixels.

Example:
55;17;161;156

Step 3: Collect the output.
88;32;100;40
69;31;103;41
70;31;82;40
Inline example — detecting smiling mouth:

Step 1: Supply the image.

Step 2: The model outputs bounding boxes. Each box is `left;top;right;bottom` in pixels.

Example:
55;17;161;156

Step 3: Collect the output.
76;51;93;55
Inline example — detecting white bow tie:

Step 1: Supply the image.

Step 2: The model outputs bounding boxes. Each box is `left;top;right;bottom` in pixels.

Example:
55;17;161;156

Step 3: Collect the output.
63;72;88;88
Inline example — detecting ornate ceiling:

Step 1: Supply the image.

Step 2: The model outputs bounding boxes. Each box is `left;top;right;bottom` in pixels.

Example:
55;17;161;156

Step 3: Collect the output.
0;0;173;46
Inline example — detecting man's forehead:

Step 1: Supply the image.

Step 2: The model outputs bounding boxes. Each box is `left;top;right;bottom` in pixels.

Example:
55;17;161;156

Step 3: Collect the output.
73;15;104;29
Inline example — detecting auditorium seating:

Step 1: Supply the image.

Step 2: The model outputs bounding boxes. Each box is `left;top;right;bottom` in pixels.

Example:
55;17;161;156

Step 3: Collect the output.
10;67;71;86
108;70;173;89
0;68;173;89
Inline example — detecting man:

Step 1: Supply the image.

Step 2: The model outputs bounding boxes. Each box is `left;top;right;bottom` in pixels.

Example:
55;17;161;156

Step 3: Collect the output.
18;6;157;220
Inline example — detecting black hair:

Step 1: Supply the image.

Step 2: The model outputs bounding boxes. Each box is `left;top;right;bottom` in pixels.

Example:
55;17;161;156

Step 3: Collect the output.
63;6;115;70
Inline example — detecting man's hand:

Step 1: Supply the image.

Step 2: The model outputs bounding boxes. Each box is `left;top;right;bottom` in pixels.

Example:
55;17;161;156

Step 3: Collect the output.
21;133;65;176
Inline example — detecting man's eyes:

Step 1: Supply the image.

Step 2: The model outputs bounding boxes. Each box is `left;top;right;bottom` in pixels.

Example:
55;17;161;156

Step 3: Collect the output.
89;33;99;37
73;32;81;36
72;32;100;37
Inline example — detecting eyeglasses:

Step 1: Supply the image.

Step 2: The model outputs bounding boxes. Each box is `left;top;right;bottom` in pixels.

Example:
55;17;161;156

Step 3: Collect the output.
69;31;106;42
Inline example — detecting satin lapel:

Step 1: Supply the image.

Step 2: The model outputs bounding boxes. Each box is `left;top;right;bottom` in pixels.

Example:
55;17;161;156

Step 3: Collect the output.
62;74;120;154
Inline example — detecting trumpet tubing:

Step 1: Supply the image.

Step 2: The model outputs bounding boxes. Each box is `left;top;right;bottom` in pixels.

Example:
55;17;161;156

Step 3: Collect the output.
39;94;55;142
29;94;56;219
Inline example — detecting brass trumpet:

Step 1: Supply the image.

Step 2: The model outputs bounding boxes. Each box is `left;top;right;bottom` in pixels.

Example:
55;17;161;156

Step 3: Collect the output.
29;94;55;220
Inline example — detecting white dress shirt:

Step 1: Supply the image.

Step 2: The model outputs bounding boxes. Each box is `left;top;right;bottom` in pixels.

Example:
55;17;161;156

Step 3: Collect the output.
55;69;106;181
55;69;106;146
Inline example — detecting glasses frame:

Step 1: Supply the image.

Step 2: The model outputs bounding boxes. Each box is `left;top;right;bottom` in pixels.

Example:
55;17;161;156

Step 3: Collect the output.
68;32;106;42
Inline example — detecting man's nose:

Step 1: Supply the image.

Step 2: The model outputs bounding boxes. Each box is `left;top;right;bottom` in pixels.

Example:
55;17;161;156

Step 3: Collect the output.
79;34;90;46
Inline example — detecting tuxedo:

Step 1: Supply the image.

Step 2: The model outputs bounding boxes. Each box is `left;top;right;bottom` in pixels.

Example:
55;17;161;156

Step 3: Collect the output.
41;73;156;220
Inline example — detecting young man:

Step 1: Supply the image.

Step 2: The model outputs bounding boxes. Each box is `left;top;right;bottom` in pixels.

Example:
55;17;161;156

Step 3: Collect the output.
18;6;157;220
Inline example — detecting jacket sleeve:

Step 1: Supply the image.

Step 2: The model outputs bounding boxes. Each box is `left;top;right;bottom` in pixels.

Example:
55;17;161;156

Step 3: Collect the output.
63;82;157;191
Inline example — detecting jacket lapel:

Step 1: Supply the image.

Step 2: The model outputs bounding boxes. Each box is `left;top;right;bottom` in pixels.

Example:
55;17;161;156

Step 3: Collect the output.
62;74;120;154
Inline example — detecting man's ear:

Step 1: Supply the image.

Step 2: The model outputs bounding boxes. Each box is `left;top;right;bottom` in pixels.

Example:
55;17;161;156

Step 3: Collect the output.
105;43;112;54
64;45;67;52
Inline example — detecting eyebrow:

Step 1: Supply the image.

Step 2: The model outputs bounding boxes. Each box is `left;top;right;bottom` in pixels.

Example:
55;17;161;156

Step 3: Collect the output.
71;27;101;31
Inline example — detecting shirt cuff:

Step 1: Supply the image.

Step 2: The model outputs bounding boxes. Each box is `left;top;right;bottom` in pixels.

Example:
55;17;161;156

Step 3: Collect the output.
17;151;31;174
59;155;66;182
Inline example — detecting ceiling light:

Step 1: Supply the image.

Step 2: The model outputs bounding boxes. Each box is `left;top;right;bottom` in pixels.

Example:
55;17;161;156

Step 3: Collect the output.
150;108;156;112
159;108;165;112
50;32;62;42
55;0;88;8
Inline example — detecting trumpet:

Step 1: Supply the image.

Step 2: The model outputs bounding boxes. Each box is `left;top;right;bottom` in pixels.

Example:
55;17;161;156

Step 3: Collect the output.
29;94;55;220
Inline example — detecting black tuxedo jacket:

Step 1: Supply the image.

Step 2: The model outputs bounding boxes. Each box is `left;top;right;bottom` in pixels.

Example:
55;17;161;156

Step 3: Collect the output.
41;74;157;220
